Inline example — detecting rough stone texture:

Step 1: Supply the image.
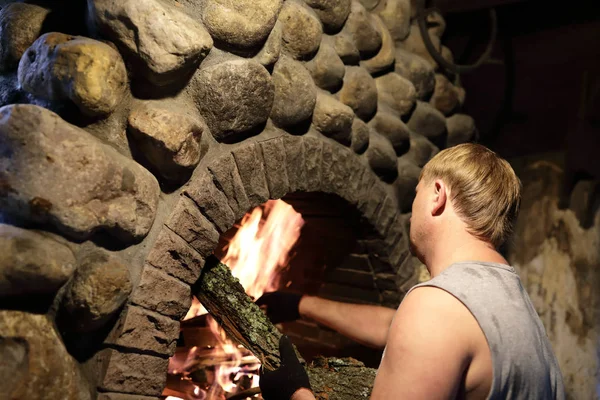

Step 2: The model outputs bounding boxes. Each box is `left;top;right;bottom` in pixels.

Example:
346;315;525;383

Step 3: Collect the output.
128;102;204;183
305;41;346;92
191;59;274;143
106;305;180;356
283;136;308;192
98;394;159;400
279;1;323;60
231;141;270;206
430;73;463;116
407;100;446;140
184;172;236;233
0;3;50;72
321;141;356;200
0;224;76;297
165;196;220;257
18;33;127;117
351;118;370;154
130;264;191;320
343;1;382;58
427;10;446;38
395;156;421;212
375;72;417;117
208;152;251;220
255;20;282;68
404;131;438;167
303;136;324;191
360;15;395;75
201;0;283;49
0;104;160;242
304;0;351;33
313;92;355;145
446;114;477;147
97;348;168;396
332;31;361;65
89;0;213;86
400;24;442;68
271;56;317;127
61;250;132;333
0;311;91;400
365;130;398;180
260;137;290;199
394;47;435;100
369;110;410;155
374;0;411;42
145;226;205;284
339;66;378;121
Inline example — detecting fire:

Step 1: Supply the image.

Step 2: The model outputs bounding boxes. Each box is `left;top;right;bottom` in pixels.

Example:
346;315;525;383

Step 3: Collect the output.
172;199;304;399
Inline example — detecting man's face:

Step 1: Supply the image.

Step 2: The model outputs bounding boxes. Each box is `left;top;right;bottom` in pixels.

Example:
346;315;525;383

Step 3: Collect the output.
409;180;427;260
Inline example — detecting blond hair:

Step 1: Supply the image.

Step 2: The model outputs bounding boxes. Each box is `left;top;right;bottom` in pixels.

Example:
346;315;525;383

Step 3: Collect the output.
420;143;521;248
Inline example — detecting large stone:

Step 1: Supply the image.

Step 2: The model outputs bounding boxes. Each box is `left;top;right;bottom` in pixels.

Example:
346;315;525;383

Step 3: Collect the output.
279;1;322;60
98;349;168;396
89;0;213;86
351;118;370;154
304;40;346;92
61;251;132;333
339;66;378;121
282;135;308;192
360;15;395;75
166;196;220;257
18;33;127;117
332;31;361;65
369;111;410;155
375;72;417;117
260;136;290;199
394;47;435;99
0;311;91;400
231;142;270;207
271;56;317;127
395;156;421;212
201;0;283;49
313;92;355;145
365;129;398;180
303;0;351;33
430;73;463;116
0;105;160;242
208;152;251;220
128;102;204;183
374;0;411;41
184;172;236;233
407;101;446;140
0;3;49;72
0;224;76;297
400;24;441;68
303;136;323;191
404;131;438;167
343;1;382;58
446;114;477;147
192;59;273;142
255;20;282;68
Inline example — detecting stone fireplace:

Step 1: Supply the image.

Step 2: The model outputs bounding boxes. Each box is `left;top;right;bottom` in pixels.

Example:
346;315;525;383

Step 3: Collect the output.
0;0;476;399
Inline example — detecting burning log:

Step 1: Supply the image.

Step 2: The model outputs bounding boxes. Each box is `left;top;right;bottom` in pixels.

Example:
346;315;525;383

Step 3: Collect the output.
193;256;377;399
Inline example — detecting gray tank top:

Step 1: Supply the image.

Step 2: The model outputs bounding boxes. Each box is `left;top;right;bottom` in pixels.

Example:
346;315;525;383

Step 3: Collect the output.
408;261;565;399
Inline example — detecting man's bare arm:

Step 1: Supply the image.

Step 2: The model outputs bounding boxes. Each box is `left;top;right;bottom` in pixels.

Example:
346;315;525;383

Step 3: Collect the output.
299;296;396;349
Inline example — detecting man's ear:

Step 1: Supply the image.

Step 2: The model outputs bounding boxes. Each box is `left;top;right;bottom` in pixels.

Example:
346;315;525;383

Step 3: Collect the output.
431;179;447;216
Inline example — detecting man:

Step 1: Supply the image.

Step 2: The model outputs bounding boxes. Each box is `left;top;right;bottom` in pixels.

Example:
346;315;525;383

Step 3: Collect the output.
258;143;565;400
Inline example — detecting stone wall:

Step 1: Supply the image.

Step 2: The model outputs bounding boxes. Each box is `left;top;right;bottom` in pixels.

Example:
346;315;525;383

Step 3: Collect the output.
0;0;476;398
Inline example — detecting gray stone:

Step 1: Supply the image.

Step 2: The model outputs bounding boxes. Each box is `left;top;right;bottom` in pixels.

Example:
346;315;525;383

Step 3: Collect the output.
130;264;191;320
61;251;131;333
0;224;76;297
320;141;354;198
304;41;346;92
166;196;219;257
107;305;180;356
360;178;387;221
374;0;411;41
394;47;435;99
208;152;251;220
400;24;441;68
0;311;91;400
446;114;477;147
271;56;317;127
303;0;351;33
145;226;205;284
98;348;168;396
365;130;398;180
283;136;308;192
279;1;322;60
89;0;213;86
332;31;361;65
0;104;160;242
369;111;410;155
351;118;370;154
343;1;382;58
395;156;421;212
313;92;355;145
260;137;290;199
430;73;463;116
303;136;323;191
0;3;49;72
356;166;378;211
201;0;283;49
358;0;381;10
360;15;395;75
427;10;446;38
375;72;417;117
18;33;127;117
404;132;439;168
183;172;236;233
407;100;446;140
255;20;282;68
128;102;204;183
231;142;270;206
339;66;378;121
191;59;274;142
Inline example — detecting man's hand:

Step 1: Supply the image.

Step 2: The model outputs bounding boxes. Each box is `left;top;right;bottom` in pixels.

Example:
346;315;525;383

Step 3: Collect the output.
259;335;312;400
256;291;303;324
